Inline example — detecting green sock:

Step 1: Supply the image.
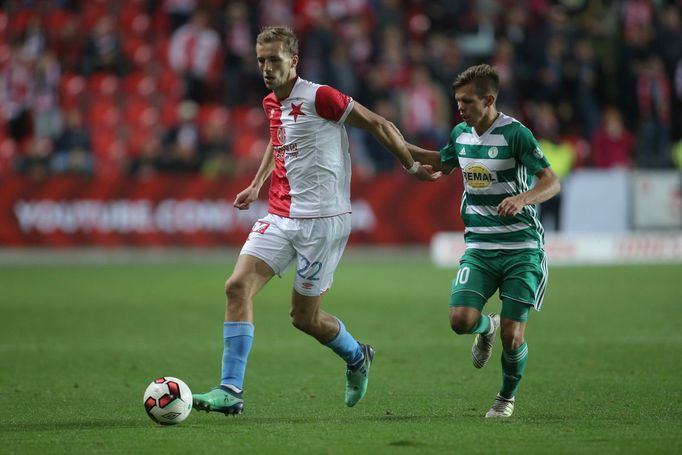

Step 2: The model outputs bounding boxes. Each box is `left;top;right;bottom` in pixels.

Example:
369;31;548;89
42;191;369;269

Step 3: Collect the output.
468;313;491;334
500;342;528;399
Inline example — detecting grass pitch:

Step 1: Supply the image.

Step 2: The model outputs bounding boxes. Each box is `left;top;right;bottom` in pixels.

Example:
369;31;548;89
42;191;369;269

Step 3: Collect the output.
1;252;681;454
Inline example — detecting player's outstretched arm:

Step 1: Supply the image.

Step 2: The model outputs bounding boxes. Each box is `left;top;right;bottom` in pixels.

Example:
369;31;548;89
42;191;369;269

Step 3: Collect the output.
497;167;561;217
345;102;442;181
234;140;275;210
405;142;454;174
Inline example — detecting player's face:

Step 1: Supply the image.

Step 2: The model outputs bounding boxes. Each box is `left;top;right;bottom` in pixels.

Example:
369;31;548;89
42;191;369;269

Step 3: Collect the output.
256;41;298;91
454;83;493;128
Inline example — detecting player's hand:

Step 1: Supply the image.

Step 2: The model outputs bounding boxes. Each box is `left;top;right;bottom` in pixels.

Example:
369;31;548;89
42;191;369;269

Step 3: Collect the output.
234;187;258;210
497;194;526;217
411;162;443;181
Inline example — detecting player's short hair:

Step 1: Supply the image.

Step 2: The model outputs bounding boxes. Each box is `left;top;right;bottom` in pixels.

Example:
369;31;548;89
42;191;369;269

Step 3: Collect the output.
452;64;499;98
256;26;299;57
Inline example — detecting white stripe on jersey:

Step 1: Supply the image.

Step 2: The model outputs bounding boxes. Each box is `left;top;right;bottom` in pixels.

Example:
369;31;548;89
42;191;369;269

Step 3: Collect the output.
465;223;528;234
466;241;539;250
465;205;498;216
459;157;516;171
456;133;509;146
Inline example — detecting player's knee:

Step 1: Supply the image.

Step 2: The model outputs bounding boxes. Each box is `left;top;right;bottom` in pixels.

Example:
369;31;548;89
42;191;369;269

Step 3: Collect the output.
225;276;247;302
500;327;524;351
450;315;474;334
449;317;464;334
449;307;479;334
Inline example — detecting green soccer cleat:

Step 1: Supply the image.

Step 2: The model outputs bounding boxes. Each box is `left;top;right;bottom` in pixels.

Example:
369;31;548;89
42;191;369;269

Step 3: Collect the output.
192;386;244;415
345;344;375;407
471;313;500;369
485;394;515;418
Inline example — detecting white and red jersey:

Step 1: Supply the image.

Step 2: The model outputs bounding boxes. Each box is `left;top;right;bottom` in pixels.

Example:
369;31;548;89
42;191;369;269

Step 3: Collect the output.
263;77;354;218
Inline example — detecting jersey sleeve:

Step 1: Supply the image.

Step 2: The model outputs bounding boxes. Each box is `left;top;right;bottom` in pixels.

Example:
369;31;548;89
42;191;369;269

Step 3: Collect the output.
315;85;353;123
514;125;550;175
439;125;464;168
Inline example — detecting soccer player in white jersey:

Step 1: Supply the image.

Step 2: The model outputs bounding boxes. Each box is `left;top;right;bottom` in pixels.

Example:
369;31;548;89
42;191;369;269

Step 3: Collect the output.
192;26;441;415
407;64;560;418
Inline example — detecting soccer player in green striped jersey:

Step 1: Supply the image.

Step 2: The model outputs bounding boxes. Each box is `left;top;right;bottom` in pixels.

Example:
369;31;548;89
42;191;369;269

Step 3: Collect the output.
407;64;560;418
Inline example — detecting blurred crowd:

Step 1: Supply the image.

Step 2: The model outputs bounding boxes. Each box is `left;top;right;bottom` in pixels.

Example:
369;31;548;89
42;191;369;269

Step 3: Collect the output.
1;0;681;182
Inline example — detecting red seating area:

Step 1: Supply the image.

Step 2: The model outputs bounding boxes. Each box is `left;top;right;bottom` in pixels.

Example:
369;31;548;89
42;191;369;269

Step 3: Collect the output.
0;1;265;179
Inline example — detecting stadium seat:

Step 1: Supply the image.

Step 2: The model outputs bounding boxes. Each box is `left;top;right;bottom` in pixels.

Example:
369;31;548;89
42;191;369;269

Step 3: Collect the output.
127;127;158;157
123;71;158;100
157;70;184;102
81;2;109;32
124;99;160;130
122;36;153;68
59;73;87;110
197;104;230;134
7;8;37;36
118;8;149;36
45;9;76;39
87;73;121;102
92;131;127;179
88;100;122;129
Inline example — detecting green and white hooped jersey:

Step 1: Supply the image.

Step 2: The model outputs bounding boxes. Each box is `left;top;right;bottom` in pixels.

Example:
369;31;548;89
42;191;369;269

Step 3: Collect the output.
440;113;550;250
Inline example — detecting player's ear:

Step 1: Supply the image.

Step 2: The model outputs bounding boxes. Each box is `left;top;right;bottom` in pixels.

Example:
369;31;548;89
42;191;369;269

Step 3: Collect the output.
291;54;299;68
485;94;496;107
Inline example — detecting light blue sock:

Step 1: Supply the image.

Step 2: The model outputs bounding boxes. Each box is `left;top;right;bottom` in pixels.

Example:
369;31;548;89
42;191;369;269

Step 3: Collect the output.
324;319;363;367
220;322;254;391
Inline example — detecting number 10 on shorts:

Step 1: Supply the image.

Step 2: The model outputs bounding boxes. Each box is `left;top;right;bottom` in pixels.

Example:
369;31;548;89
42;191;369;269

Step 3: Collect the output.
455;266;470;285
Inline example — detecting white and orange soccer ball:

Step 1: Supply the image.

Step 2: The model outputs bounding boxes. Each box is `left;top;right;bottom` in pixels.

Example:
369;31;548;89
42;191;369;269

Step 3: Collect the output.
143;377;192;425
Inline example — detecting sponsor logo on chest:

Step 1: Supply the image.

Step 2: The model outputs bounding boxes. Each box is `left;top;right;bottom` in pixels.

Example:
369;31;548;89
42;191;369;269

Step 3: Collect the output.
462;163;496;189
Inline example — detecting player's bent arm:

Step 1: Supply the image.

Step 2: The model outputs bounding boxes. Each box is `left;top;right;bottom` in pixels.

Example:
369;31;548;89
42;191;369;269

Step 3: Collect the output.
497;167;561;217
234;140;275;210
345;102;441;181
406;142;454;174
524;167;561;205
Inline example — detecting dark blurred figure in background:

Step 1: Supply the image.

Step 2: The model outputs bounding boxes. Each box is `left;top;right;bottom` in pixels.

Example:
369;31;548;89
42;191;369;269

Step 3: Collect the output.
200;107;234;178
126;135;164;179
51;108;94;175
636;56;672;168
82;15;129;76
159;100;203;172
221;1;255;107
18;136;52;181
534;103;576;232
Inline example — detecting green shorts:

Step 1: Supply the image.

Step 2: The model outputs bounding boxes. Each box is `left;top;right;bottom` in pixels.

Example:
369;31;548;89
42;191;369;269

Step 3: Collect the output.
449;248;548;322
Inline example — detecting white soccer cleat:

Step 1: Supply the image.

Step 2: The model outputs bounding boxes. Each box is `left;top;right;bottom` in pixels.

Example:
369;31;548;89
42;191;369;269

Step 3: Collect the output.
485;394;515;418
471;313;500;369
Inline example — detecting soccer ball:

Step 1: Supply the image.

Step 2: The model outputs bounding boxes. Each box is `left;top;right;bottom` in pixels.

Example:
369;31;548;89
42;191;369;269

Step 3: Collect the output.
143;377;192;425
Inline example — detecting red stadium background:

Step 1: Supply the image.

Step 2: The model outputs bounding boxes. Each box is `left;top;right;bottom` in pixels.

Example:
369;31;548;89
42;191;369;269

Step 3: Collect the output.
0;174;464;246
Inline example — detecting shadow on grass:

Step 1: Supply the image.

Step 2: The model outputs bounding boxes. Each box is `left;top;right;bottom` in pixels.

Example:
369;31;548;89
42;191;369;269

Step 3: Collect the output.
0;419;143;432
191;412;469;426
1;412;487;433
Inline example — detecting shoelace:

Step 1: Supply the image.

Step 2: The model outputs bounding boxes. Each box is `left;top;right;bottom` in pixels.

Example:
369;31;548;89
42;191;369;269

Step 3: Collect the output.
492;397;513;411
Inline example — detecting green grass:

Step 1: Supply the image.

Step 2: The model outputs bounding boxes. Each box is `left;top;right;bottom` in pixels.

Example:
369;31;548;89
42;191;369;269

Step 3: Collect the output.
1;257;681;454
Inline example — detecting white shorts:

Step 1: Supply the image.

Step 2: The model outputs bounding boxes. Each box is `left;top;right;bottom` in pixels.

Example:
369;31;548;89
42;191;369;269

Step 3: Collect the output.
240;213;351;296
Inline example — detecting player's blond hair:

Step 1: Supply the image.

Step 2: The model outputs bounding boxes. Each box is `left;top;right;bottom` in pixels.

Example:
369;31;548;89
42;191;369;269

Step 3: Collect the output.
452;64;499;98
256;26;299;57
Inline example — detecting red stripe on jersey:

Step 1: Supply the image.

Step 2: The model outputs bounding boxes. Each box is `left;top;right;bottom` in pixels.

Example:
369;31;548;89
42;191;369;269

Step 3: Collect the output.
315;85;351;121
263;93;291;217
